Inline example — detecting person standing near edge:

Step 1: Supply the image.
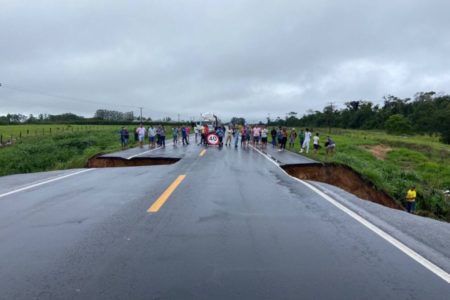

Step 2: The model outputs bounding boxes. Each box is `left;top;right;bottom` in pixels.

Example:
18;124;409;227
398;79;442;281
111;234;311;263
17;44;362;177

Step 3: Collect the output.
300;128;311;154
172;127;179;146
261;126;268;149
270;127;277;148
159;125;166;148
181;126;189;145
313;132;320;154
119;126;128;149
148;125;156;149
289;128;297;149
406;186;417;213
136;124;146;149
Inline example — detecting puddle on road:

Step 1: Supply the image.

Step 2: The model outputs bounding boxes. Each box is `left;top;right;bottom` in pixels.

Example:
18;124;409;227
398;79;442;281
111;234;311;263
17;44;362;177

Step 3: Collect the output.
87;154;180;168
282;163;404;210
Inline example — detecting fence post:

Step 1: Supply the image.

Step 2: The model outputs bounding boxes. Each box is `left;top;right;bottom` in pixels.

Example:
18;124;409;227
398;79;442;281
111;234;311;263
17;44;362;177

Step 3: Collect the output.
19;131;22;139
27;129;29;135
0;134;2;144
50;128;52;134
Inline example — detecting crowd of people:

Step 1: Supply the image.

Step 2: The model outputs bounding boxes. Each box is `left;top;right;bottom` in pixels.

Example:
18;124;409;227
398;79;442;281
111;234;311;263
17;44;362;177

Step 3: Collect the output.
119;124;191;150
217;125;336;155
119;124;336;155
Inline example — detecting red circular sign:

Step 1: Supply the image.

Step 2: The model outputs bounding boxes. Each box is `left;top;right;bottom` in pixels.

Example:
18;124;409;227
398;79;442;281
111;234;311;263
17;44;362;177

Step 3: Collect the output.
207;133;220;145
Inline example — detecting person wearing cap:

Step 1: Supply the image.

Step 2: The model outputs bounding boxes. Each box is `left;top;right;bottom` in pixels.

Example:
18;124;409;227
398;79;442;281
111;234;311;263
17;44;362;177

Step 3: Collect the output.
406;186;417;213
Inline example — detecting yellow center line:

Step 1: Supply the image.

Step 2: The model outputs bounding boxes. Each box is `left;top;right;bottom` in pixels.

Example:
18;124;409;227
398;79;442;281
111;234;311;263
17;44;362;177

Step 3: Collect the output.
147;175;186;213
199;149;207;157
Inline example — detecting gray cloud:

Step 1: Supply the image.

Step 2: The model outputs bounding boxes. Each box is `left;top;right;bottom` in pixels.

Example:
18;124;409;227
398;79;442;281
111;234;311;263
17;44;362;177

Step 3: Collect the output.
1;0;449;122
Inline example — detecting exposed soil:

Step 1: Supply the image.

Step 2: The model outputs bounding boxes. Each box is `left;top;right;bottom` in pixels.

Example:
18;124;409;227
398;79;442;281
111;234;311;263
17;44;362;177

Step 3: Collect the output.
282;163;404;210
363;144;392;160
87;154;180;168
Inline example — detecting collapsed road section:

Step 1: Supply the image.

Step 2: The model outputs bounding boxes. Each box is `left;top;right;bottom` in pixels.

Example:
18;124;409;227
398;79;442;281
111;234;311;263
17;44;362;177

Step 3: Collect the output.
282;163;404;210
87;154;180;168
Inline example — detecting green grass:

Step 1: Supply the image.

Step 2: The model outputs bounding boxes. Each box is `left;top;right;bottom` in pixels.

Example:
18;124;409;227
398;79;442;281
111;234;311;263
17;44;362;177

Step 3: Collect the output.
0;124;118;143
286;128;450;221
0;124;174;176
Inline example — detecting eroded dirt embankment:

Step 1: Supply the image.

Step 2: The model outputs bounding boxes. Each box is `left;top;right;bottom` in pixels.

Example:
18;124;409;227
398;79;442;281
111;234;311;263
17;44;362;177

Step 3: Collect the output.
87;154;180;168
282;163;404;210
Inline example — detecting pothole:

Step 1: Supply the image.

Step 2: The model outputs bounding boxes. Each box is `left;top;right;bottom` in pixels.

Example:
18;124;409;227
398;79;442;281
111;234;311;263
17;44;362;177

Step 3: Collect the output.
87;154;180;168
282;163;404;210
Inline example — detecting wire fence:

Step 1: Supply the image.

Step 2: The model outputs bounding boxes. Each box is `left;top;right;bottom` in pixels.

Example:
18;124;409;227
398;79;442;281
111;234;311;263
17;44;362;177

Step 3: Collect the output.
0;125;115;147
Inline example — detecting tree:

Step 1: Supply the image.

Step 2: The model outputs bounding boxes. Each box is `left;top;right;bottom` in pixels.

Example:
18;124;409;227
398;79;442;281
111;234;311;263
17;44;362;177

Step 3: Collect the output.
230;117;245;125
384;114;412;135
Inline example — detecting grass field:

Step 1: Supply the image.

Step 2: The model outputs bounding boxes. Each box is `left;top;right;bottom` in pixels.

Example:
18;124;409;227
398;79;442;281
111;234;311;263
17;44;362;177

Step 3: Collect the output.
285;128;450;221
0;124;117;144
0;124;174;176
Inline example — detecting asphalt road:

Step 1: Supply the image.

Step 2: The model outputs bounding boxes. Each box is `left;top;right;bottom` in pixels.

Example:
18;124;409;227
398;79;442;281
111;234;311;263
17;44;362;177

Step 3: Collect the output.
0;142;449;299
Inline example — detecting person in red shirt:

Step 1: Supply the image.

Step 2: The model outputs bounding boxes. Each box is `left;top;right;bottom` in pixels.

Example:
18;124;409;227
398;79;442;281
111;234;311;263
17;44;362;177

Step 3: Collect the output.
203;124;209;146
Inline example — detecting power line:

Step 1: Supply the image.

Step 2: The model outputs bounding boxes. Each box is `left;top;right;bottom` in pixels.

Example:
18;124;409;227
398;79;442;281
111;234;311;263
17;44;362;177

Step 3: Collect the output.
0;82;143;110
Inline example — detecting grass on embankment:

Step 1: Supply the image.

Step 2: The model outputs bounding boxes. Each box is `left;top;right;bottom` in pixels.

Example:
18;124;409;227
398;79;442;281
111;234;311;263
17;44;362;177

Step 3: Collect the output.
0;125;173;177
288;128;450;222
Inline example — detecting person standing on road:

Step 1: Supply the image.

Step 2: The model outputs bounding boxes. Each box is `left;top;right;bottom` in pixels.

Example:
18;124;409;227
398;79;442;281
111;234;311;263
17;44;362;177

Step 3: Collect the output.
406;186;417;213
224;126;232;146
289;128;297;149
119;127;129;149
300;128;311;153
136;124;146;149
172;127;179;146
181;126;189;146
233;126;240;148
299;130;305;150
261;126;268;149
159;125;166;148
148;125;156;149
240;126;247;148
194;124;200;144
186;126;191;143
216;126;225;146
252;126;260;146
203;124;209;146
313;133;320;154
270;127;277;148
278;128;287;151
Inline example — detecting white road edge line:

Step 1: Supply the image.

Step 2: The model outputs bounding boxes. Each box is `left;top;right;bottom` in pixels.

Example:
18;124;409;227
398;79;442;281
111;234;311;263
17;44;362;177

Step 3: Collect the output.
0;169;95;199
126;134;195;159
250;145;450;285
127;146;162;159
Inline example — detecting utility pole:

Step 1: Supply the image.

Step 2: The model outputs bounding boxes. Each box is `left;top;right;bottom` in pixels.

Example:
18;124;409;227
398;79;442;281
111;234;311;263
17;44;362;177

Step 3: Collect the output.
327;102;334;133
139;107;143;123
178;113;180;123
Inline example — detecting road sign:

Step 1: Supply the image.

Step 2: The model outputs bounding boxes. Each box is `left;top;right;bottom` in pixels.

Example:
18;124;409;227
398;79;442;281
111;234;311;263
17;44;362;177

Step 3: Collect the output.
207;133;219;145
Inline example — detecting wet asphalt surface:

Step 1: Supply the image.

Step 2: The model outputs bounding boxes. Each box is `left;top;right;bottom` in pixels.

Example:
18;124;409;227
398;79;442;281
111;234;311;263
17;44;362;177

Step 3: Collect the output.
0;140;449;299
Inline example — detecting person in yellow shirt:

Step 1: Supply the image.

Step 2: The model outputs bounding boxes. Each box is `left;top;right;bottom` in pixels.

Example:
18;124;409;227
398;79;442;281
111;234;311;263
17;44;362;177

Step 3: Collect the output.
406;186;417;213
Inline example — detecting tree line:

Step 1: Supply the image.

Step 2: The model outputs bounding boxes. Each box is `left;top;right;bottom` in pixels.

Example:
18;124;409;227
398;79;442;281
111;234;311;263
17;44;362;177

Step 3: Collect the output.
0;109;180;125
269;91;450;144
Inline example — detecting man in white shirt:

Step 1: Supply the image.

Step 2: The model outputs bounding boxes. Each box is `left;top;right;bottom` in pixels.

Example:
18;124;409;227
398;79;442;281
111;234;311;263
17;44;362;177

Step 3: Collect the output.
313;133;320;154
136;124;147;148
300;128;311;153
148;125;156;149
261;127;268;149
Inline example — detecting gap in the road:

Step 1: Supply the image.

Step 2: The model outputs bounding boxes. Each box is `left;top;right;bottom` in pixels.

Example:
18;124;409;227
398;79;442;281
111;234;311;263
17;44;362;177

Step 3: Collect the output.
282;163;404;211
86;155;180;168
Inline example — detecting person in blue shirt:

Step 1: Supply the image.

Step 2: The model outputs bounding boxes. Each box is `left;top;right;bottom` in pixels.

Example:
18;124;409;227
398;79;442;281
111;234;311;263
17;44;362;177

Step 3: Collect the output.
181;126;189;145
216;127;225;146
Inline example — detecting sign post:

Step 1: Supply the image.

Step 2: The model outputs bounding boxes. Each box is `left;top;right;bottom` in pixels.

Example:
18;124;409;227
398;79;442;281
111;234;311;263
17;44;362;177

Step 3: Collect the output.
207;133;219;146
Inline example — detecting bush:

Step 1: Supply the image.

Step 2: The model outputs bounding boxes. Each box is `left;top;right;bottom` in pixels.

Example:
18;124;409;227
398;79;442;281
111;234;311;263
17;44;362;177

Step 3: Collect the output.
384;114;412;135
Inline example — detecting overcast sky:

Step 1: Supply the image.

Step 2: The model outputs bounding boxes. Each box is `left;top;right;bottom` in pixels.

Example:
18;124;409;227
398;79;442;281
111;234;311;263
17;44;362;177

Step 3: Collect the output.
1;0;449;122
